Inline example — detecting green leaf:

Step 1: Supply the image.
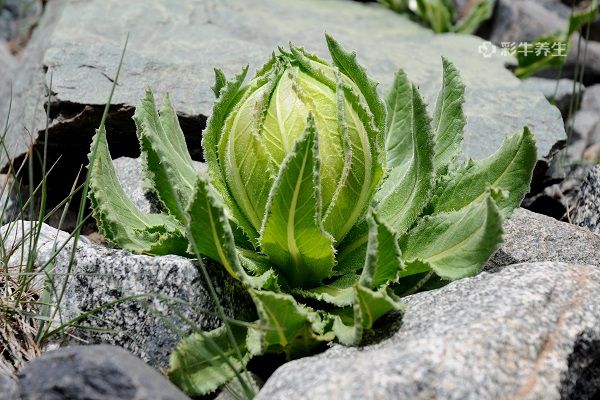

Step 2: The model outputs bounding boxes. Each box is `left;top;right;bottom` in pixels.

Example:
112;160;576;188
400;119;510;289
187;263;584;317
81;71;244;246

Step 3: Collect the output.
514;36;568;79
432;58;466;172
134;89;197;222
325;34;386;136
431;127;537;218
355;285;403;330
377;0;409;12
568;0;598;36
400;196;503;280
247;290;331;358
332;285;403;346
169;324;251;396
201;66;259;246
218;72;278;233
292;273;358;307
416;0;454;33
360;212;404;290
377;78;434;234
187;177;276;289
88;125;187;255
260;115;335;288
453;0;494;34
212;68;227;98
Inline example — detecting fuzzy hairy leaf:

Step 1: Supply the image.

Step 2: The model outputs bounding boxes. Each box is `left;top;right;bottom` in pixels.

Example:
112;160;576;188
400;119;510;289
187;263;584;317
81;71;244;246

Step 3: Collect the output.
292;273;358;307
454;0;494;34
400;196;502;280
260;116;335;288
187;178;276;289
88;125;187;255
135;89;197;222
332;285;403;346
377;77;434;235
432;127;537;217
432;58;465;172
202;67;260;245
360;212;404;290
219;76;277;233
169;324;251;396
325;34;386;135
247;290;331;357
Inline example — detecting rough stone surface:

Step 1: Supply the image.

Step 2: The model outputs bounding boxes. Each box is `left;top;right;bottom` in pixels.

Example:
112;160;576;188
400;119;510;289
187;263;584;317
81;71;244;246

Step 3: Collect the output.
0;374;18;400
582;84;600;112
520;77;583;119
257;262;600;400
113;156;207;214
0;41;15;97
572;165;600;235
488;208;600;269
113;157;153;213
0;0;563;175
0;221;255;370
17;345;190;400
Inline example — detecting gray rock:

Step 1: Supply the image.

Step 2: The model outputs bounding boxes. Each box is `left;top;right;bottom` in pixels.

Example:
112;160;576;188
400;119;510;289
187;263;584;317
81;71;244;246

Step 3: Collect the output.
17;345;190;400
0;0;563;178
581;84;600;113
113;157;153;213
520;77;583;119
0;41;15;97
572;165;600;235
0;0;44;43
113;156;207;214
488;208;600;269
0;374;18;400
215;373;264;400
488;0;567;44
0;221;255;369
257;262;600;400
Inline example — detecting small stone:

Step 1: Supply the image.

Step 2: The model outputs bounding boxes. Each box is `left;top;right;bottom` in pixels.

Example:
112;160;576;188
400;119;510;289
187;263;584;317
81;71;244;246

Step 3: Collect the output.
17;345;190;400
572;165;600;235
581;84;600;113
257;262;600;400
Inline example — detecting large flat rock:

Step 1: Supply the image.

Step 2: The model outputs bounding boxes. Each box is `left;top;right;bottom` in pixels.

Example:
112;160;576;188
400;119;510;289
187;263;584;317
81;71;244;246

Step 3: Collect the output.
1;0;564;174
257;262;600;400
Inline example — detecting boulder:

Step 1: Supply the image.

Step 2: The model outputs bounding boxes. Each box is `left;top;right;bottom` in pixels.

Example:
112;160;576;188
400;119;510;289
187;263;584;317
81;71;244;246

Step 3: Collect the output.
0;0;564;194
257;262;600;400
17;345;190;400
572;165;600;235
488;208;600;269
0;221;255;370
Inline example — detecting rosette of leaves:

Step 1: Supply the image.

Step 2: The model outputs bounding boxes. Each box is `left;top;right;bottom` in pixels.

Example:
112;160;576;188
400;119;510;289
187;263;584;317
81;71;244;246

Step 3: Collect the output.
87;35;536;396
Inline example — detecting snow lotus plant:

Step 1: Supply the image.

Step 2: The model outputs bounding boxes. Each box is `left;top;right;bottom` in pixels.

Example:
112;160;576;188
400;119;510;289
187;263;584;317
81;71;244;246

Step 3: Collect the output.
87;35;536;396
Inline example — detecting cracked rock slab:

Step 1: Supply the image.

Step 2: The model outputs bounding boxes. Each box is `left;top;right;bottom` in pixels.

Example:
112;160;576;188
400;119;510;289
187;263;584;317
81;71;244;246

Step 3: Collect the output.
257;262;600;400
1;0;564;174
